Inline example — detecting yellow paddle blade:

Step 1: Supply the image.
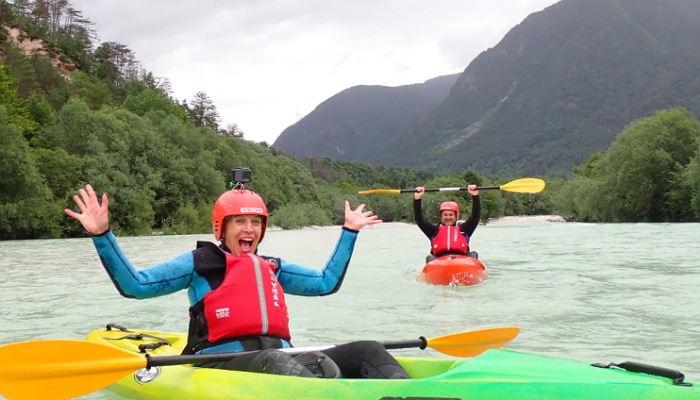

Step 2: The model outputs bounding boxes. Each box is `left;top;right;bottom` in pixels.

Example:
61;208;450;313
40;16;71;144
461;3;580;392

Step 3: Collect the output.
358;189;402;195
0;339;146;400
499;178;546;193
427;326;520;357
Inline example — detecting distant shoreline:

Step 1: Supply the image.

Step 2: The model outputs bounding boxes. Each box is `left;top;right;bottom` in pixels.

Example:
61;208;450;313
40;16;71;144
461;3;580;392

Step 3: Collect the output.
268;216;567;231
486;215;566;224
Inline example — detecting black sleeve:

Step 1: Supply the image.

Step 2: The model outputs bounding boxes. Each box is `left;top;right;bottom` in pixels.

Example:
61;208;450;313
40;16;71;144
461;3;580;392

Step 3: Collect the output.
460;195;481;237
413;199;439;239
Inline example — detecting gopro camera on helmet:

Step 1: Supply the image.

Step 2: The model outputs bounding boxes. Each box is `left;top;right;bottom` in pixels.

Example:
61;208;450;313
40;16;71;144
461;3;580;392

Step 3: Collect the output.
232;167;252;185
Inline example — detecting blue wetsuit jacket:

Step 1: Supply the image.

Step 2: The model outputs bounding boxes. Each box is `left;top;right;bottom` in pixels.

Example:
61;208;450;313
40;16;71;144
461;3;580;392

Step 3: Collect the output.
91;227;359;353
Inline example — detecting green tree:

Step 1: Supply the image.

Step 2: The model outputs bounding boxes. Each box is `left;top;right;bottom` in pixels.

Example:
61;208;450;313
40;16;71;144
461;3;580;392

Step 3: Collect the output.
269;203;332;230
24;93;55;146
124;87;178;117
562;108;700;222
33;146;83;198
1;42;41;98
93;41;137;90
603;108;699;221
186;91;220;130
0;107;61;239
0;63;38;135
28;53;70;109
162;202;211;235
685;141;700;219
68;71;113;109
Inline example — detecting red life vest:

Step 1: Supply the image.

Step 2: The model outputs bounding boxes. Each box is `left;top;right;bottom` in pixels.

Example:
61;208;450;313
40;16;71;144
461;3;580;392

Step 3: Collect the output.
431;225;469;256
202;253;290;342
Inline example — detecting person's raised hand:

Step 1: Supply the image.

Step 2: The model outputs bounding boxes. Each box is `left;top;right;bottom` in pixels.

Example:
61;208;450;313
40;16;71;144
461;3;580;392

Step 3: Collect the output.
414;187;425;200
343;201;382;230
64;184;110;235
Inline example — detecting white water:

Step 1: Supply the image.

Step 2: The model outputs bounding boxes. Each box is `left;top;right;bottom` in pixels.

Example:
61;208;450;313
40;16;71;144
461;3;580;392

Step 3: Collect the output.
1;221;699;398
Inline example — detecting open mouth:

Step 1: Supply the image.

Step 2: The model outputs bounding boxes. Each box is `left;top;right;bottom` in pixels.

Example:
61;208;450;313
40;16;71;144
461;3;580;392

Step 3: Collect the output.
239;238;254;252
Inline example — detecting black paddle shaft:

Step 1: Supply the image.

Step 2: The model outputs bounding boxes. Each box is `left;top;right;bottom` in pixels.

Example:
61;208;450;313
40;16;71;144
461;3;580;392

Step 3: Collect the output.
401;186;498;193
144;347;325;369
145;338;428;369
381;337;427;350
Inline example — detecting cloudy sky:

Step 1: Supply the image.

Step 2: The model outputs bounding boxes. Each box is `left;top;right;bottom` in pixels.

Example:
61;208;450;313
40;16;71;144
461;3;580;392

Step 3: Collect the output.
70;1;560;144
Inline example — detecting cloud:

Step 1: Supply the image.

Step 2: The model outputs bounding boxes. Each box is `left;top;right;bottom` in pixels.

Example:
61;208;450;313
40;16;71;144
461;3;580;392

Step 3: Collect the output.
70;0;560;143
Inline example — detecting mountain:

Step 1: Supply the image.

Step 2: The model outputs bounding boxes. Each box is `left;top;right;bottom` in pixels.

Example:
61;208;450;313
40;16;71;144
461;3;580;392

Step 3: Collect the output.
272;74;458;164
272;0;700;177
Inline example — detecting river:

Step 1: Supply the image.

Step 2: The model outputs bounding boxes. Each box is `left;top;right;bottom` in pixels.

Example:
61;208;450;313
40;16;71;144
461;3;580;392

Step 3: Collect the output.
1;220;699;398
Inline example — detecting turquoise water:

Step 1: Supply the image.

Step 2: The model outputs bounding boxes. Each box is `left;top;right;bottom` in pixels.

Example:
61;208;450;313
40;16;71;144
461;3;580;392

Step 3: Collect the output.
1;221;699;398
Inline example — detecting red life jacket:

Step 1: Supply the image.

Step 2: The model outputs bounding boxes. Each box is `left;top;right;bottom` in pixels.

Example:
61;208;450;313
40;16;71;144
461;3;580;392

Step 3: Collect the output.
202;253;290;342
431;225;469;256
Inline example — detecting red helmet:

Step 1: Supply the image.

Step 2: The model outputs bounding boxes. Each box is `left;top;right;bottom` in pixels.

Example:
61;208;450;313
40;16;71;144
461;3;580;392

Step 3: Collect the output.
439;201;460;218
212;189;268;242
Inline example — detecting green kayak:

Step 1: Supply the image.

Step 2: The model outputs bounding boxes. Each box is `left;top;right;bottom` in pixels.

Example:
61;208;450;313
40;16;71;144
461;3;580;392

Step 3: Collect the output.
77;326;699;400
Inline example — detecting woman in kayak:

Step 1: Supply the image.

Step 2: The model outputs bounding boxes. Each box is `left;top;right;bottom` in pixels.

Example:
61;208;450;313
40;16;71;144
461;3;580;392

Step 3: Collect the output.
65;180;410;379
413;185;480;261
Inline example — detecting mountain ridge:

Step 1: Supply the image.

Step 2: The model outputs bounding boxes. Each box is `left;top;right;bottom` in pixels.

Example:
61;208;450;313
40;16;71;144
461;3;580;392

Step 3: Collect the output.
273;74;459;164
273;0;700;177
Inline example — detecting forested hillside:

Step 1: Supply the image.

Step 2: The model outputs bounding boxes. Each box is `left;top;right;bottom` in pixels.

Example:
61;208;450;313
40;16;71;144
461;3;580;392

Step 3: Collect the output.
555;108;700;222
1;1;550;240
3;1;700;242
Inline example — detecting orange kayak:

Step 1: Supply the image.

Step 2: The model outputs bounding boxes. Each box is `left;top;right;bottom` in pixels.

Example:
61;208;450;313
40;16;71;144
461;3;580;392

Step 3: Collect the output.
417;255;488;286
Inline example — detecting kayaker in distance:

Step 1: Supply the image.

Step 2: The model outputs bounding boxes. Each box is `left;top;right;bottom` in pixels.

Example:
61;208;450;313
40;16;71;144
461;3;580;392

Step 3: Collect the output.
64;173;411;379
413;185;480;261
